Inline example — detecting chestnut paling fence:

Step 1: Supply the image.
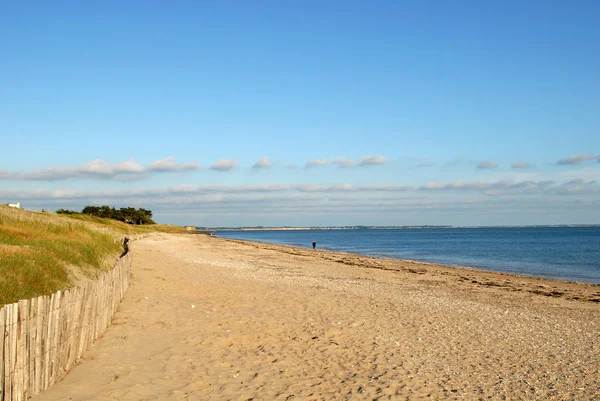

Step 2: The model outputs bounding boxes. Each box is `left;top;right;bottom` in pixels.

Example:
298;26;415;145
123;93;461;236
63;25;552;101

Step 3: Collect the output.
0;251;132;401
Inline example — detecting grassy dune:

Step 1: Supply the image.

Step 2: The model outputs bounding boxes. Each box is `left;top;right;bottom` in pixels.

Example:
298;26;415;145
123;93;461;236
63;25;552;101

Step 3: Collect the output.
0;206;185;305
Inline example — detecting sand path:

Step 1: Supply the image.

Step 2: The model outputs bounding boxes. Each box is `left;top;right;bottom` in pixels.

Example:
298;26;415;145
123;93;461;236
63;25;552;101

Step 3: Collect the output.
33;234;599;400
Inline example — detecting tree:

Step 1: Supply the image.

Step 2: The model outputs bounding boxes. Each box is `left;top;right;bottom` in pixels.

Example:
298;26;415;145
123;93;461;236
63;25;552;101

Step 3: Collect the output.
78;205;156;225
82;206;101;216
99;205;112;218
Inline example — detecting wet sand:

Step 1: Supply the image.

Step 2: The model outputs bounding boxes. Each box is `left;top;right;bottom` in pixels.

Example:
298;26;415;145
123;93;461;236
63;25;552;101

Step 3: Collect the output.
33;233;600;400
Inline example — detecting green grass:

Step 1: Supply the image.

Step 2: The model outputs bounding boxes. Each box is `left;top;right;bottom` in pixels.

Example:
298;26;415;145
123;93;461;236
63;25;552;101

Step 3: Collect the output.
60;212;187;234
0;206;186;305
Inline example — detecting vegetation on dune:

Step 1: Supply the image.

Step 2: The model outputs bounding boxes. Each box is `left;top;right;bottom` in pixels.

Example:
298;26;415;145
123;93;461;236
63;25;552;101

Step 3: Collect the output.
60;212;186;234
57;205;156;225
0;206;186;305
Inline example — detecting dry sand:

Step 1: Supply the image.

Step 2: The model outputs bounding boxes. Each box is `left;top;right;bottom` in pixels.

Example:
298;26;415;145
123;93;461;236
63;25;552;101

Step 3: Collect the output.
33;233;600;400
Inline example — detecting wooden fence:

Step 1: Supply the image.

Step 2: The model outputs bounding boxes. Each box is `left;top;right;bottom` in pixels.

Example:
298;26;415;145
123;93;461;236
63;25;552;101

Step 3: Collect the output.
0;252;131;401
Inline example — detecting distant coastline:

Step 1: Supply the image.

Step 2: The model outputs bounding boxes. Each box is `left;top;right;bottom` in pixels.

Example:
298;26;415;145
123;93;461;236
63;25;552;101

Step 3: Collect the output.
197;224;600;232
200;225;454;231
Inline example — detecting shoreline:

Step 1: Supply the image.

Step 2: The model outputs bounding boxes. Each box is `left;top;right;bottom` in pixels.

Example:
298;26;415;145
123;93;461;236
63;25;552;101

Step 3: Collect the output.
212;230;600;285
218;236;600;303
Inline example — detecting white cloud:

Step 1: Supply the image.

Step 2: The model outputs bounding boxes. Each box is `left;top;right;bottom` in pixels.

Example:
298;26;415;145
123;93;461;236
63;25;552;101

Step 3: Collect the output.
80;159;118;175
22;158;146;181
4;178;599;226
305;158;329;168
111;159;146;173
13;179;593;201
416;178;600;196
511;161;533;169
148;157;199;172
562;178;584;185
477;161;498;170
0;157;199;181
358;155;388;166
331;158;356;168
421;182;445;190
298;184;358;192
210;159;238;171
556;154;597;165
305;155;388;168
360;184;414;191
252;156;271;169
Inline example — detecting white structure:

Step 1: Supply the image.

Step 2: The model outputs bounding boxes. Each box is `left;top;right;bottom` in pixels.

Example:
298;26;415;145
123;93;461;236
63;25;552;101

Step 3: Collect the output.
8;202;20;209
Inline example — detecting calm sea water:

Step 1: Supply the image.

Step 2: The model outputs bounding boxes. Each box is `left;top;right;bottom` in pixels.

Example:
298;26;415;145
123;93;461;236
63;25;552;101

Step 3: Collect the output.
215;227;600;284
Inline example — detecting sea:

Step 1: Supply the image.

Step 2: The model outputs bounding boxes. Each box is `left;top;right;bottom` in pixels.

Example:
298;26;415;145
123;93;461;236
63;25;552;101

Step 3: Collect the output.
214;227;600;284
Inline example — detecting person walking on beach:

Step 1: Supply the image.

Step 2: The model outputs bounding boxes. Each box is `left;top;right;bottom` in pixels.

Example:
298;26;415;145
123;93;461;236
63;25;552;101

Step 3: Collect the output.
312;240;316;250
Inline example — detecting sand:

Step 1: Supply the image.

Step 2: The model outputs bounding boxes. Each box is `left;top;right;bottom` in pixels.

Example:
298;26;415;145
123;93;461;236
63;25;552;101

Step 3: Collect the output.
32;233;600;400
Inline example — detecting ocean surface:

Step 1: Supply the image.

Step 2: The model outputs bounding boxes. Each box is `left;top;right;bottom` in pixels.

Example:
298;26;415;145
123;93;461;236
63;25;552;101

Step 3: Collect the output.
215;227;600;284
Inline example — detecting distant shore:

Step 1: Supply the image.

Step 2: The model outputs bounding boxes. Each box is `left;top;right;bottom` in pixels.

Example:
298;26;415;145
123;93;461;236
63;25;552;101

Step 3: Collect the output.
241;227;312;231
199;224;600;231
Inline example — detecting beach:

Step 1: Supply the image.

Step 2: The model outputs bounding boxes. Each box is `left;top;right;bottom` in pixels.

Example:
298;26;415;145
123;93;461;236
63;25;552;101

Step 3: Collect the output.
33;233;600;400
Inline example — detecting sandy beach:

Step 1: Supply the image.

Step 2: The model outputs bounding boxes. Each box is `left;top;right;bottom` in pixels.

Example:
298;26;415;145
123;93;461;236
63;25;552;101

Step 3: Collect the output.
32;233;599;400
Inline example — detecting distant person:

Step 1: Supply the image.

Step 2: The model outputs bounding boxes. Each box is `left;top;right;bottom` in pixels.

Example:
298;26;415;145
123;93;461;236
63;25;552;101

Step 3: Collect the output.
312;240;316;250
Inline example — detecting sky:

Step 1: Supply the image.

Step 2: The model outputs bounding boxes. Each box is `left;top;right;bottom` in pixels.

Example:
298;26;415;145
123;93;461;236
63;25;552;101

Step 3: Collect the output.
1;1;599;227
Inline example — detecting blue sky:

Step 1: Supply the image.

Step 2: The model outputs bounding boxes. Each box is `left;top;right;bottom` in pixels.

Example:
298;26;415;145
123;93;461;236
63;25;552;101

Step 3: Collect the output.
1;1;599;226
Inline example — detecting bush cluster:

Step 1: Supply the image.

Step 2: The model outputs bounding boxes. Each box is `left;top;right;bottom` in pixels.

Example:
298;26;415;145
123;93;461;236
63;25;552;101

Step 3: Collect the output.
57;205;155;225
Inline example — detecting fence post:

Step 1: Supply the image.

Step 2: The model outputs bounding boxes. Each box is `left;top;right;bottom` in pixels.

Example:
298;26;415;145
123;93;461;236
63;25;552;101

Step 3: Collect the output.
1;306;5;401
8;304;17;401
1;243;133;400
